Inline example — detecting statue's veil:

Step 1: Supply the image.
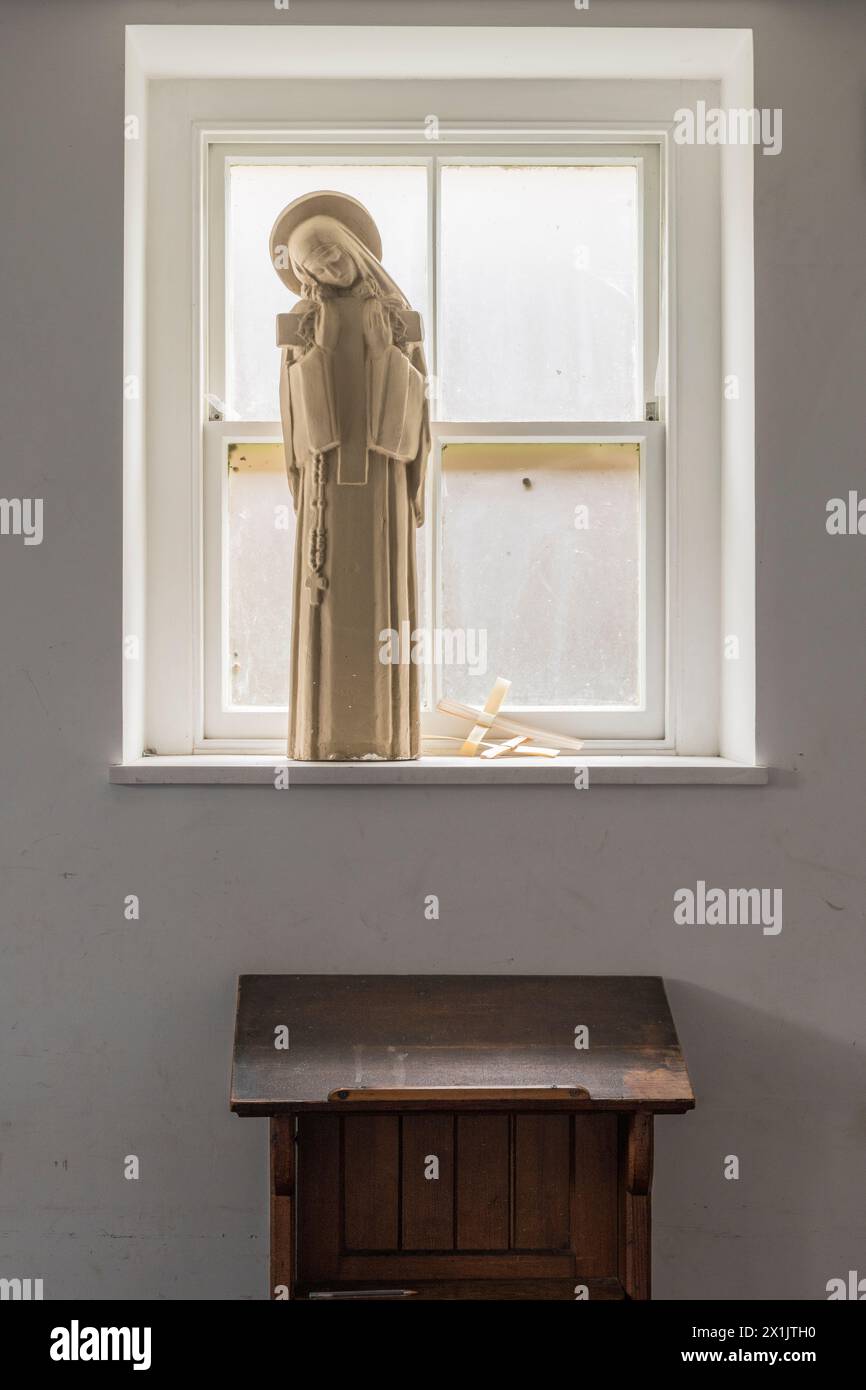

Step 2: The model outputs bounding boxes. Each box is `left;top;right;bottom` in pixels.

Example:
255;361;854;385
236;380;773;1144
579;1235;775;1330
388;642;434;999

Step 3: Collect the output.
288;214;410;308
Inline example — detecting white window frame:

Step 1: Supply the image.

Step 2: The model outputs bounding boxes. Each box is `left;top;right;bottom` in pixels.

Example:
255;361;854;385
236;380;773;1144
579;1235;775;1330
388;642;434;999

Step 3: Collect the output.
125;33;756;778
201;138;664;748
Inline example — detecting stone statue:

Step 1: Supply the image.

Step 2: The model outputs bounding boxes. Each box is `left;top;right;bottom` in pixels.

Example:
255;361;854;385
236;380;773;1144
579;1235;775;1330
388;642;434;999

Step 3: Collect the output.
270;192;430;761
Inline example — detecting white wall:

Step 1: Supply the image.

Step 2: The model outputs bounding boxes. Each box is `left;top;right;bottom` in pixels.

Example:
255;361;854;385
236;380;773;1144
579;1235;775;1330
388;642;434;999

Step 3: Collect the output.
1;0;864;1300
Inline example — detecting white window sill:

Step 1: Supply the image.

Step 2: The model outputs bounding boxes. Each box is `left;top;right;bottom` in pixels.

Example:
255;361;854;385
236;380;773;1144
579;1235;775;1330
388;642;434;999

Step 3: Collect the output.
109;756;768;786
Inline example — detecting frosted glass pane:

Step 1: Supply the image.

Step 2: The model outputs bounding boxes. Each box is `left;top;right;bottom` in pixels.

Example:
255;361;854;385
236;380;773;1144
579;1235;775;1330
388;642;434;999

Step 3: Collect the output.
227;443;292;708
439;165;639;421
225;441;427;710
440;443;640;708
227;164;428;420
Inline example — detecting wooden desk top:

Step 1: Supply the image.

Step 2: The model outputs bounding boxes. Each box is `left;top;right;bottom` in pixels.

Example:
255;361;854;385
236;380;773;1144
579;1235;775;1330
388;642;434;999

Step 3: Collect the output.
230;975;694;1115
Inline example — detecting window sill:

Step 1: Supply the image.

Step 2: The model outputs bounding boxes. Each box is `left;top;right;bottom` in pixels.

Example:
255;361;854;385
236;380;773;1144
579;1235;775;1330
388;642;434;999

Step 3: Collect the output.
109;756;768;786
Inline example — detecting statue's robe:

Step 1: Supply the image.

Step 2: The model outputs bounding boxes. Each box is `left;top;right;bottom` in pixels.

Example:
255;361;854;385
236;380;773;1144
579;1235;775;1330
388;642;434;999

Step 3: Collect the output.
278;292;429;760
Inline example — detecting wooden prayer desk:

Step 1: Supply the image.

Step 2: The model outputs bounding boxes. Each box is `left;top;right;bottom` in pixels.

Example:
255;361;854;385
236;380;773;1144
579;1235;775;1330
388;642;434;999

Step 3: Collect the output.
230;975;694;1301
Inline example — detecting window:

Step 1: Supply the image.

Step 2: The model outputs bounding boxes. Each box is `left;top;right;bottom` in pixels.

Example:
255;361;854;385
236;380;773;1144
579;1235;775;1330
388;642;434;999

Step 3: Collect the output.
201;141;664;747
130;47;749;771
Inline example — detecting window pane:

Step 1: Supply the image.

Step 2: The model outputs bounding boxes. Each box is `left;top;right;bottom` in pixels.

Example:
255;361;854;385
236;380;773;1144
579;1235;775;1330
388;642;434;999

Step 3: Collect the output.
439;165;640;421
440;442;641;708
226;164;428;420
227;442;292;708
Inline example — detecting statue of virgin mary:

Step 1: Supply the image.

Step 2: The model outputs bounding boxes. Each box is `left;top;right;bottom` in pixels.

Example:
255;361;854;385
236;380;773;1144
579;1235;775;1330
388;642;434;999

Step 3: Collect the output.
270;192;430;760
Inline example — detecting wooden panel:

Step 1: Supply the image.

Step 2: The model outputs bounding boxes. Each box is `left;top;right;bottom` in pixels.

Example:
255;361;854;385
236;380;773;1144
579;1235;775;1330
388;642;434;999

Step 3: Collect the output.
401;1115;454;1250
269;1117;295;1300
572;1114;618;1276
330;1085;588;1103
296;1277;624;1301
620;1113;654;1300
623;1195;651;1300
296;1114;340;1282
627;1112;654;1195
514;1114;571;1249
343;1116;399;1251
456;1114;510;1250
231;975;695;1114
339;1252;574;1281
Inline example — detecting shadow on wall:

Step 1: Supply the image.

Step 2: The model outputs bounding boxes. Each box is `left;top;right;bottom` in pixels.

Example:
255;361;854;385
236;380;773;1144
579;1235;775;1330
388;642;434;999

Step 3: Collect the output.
654;982;863;1301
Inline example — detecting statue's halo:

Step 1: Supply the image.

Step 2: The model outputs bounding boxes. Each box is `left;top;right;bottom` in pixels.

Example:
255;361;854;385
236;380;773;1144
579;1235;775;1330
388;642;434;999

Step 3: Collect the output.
269;190;383;295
